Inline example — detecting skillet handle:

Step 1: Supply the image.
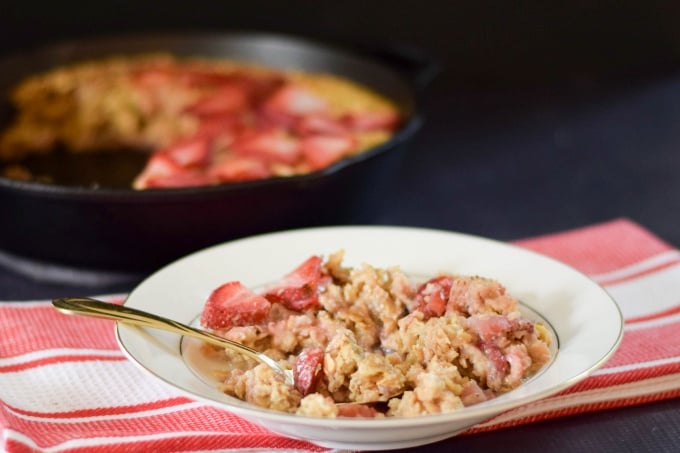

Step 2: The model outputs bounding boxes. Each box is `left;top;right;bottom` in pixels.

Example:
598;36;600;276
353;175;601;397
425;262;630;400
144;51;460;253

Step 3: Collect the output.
362;42;441;92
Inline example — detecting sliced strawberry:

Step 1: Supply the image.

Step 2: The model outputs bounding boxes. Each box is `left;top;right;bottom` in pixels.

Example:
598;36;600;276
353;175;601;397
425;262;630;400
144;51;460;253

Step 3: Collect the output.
244;75;286;104
159;136;211;168
337;403;381;418
414;276;454;319
467;315;512;341
341;110;401;132
467;315;534;341
195;114;242;140
300;134;355;170
295;113;348;137
263;85;328;117
209;156;271;182
480;341;509;389
232;129;301;164
264;255;326;311
133;153;183;189
200;281;272;330
187;84;250;116
142;153;181;176
255;107;298;129
293;345;325;396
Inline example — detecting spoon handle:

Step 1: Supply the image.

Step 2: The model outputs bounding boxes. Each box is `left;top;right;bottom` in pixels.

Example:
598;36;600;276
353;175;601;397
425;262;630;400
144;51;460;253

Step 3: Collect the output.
51;297;288;382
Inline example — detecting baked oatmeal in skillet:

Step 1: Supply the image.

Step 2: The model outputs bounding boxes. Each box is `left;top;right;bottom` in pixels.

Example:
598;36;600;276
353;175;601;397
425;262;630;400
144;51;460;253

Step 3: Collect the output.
0;55;401;188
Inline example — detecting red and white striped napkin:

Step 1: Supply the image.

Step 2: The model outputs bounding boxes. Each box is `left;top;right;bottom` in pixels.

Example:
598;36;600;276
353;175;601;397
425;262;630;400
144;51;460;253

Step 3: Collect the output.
1;218;679;452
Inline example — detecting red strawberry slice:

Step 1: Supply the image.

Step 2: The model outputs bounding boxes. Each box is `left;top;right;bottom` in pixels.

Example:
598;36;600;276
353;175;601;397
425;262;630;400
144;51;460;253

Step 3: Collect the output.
341;110;401;132
133;153;183;189
187;84;250;116
414;276;454;319
142;153;181;176
256;107;297;129
133;137;213;189
295;113;348;137
200;281;272;330
257;85;328;129
293;346;325;396
209;156;271;182
232;129;301;164
159;137;211;168
480;341;509;389
300;134;355;170
244;75;286;104
263;85;328;117
195;114;242;140
264;255;326;311
337;403;381;418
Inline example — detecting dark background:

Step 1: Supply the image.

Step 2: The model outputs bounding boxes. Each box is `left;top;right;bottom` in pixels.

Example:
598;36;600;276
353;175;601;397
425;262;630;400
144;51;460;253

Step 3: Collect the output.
1;2;680;452
3;1;680;83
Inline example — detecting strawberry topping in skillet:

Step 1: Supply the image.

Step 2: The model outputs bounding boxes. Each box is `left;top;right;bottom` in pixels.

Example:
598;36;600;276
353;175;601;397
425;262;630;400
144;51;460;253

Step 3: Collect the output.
129;65;400;188
232;129;302;164
1;56;403;189
301;134;356;170
209;155;271;182
341;110;401;132
187;84;250;116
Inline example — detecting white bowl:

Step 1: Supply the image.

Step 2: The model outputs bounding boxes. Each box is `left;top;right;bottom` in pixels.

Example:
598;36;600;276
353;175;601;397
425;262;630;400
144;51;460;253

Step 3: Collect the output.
116;226;623;450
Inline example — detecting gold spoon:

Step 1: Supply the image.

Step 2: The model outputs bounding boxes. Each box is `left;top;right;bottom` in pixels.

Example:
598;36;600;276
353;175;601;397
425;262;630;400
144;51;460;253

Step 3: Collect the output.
52;297;294;386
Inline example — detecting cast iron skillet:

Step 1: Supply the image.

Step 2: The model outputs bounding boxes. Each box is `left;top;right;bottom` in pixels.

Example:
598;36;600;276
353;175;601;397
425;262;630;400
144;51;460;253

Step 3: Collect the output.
0;32;437;274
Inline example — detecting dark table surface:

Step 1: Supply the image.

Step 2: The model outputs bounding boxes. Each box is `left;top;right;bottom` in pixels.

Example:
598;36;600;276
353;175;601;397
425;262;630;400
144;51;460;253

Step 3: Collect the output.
1;2;679;451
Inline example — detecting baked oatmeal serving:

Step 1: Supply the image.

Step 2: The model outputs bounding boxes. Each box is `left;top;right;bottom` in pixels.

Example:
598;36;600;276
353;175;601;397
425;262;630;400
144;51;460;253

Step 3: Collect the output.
198;251;552;418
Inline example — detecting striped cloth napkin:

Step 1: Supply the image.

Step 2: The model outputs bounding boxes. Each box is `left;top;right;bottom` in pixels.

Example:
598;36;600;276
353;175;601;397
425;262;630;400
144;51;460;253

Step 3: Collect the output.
1;218;679;452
